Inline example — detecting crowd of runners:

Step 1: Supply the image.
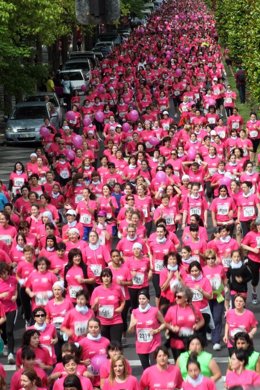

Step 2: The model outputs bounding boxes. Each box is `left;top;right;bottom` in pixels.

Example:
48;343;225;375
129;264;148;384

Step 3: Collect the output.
0;0;259;389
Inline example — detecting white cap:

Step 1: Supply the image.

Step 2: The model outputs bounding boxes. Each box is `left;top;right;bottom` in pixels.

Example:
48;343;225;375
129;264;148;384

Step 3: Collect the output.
30;153;37;158
163;110;169;115
182;174;190;181
210;130;217;136
133;242;143;250
53;281;65;291
213;77;218;81
68;228;80;236
66;209;76;216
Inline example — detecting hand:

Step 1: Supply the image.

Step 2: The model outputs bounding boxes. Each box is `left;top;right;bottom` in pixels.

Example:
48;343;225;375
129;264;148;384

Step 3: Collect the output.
149;329;158;336
30;292;35;298
0;292;8;299
114;307;123;314
223;335;228;344
193;323;199;331
253;248;260;254
235;276;243;283
81;358;91;366
171;325;180;333
65;329;73;337
50;338;57;345
75;276;85;284
11;296;17;302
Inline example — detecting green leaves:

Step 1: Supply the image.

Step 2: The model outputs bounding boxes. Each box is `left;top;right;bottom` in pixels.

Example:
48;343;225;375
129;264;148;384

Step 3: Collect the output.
208;0;260;102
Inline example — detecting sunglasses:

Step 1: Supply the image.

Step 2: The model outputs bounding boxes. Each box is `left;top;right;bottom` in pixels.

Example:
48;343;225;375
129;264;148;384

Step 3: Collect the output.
176;295;184;299
34;314;46;318
207;257;215;260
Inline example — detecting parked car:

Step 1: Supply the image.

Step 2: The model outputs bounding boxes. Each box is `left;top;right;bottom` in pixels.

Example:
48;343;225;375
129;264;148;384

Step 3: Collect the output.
93;42;113;57
69;51;100;68
24;92;64;126
63;59;92;83
58;69;87;95
5;102;50;144
97;33;121;45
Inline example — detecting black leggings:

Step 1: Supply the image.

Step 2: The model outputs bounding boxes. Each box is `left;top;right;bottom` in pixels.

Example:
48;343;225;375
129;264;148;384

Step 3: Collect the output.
248;259;260;288
152;274;161;299
138;352;156;370
240;220;252;237
1;310;17;354
20;287;31;322
101;323;123;345
121;299;131;332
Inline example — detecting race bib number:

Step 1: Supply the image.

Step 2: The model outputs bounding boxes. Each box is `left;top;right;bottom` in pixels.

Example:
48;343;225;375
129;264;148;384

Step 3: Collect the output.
250;130;258;138
74;321;87;336
69;285;82;299
13;178;24;187
208;168;217;176
192;289;203;302
79;214;91;225
217;204;229;215
210;276;221;290
90;264;102;277
0;235;12;245
53;316;64;329
154;260;164;272
60;169;69;179
35;293;49;306
179;327;194;337
256;236;260;249
225;97;232;104
243;206;255;218
190;207;201;216
230;327;245;338
133;272;144;286
208;117;216;124
174;90;180;96
143;208;148;218
218;131;225;139
99;305;114;319
232;122;239;129
75;194;84;203
170;278;181;291
165;215;174;225
222;257;231;268
137;328;153;343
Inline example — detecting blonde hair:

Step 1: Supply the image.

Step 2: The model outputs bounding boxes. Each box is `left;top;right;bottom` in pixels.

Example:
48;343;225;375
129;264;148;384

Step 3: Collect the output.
109;355;128;382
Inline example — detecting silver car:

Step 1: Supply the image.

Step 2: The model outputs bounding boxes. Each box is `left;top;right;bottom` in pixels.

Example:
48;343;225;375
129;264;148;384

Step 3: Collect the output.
25;92;64;127
5;102;50;144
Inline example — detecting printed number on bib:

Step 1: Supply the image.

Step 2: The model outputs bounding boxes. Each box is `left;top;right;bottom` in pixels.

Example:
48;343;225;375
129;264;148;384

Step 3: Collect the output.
192;289;203;302
217;204;229;215
243;206;255;218
137;328;153;343
79;214;91;224
90;264;102;277
190;207;201;216
69;285;82;299
35;293;48;306
154;260;164;272
74;321;87;336
99;305;114;319
133;272;144;286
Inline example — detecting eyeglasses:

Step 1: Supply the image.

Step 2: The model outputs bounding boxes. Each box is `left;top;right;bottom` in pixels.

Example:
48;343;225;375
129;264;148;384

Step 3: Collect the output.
206;257;215;260
176;295;184;299
34;314;46;318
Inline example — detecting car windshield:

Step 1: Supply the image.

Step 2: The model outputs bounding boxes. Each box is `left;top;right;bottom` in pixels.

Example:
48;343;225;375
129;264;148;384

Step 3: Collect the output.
64;62;90;71
60;72;84;81
26;95;58;107
12;106;47;120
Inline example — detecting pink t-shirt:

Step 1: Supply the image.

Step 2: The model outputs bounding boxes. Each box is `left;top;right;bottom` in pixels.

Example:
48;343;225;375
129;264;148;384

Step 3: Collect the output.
132;306;161;354
103;375;140;390
226;308;258;347
27;324;57;364
61;307;95;342
25;270;57;309
90;284;125;326
165;304;203;349
126;257;150;290
140;364;183;390
226;369;260;389
184;275;212;311
53;375;93;390
237;193;259;221
182;377;216;390
109;264;132;300
16;346;52;368
45;298;74;329
11;367;47;390
0;275;17;312
148;239;176;274
242;231;260;263
210;197;235;223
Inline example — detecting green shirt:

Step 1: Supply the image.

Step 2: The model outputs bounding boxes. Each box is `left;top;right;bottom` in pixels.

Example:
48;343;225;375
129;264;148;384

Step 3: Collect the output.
178;350;212;379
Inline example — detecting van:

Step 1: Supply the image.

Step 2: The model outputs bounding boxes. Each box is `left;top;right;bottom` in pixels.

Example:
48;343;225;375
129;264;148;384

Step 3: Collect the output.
59;69;87;95
63;59;92;82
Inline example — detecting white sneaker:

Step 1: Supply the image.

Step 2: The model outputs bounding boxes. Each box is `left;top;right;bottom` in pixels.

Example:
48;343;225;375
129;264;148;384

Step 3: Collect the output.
8;353;15;364
3;345;7;357
213;343;221;351
206;332;212;341
252;293;258;305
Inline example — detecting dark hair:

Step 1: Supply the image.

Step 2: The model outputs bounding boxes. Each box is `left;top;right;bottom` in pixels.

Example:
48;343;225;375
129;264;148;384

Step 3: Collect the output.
63;374;82;390
21;346;36;361
45;234;58;249
22;330;40;347
64;249;87;289
232;349;248;366
163;251;181;267
189;224;199;232
56;242;66;251
107;342;122;358
188;261;202;273
75;289;89;302
0;262;11;276
100;268;113;281
34;256;51;270
154;345;169;359
13;161;25;173
21;369;42;387
32;307;47;317
62;354;77;366
187;334;206;350
234;332;254;353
